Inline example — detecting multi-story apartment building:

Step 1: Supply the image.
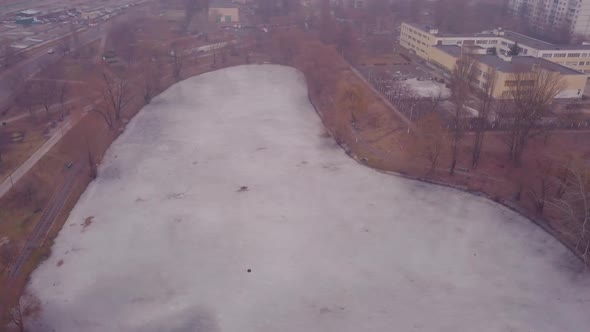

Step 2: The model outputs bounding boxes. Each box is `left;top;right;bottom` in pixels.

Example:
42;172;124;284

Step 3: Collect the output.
508;0;590;37
400;22;590;74
399;22;588;99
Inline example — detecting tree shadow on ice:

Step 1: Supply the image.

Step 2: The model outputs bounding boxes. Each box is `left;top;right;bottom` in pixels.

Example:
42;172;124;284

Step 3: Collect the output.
135;306;220;332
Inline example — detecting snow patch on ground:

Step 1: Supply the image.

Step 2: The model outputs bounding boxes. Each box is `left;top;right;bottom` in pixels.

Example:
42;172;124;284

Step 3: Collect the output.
405;78;451;98
27;65;590;332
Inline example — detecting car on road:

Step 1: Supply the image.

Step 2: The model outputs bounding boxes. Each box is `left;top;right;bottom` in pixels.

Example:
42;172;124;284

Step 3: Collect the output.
47;48;55;54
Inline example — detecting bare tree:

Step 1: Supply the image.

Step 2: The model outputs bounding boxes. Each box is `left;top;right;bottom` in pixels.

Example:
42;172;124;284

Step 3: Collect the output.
8;292;42;332
183;0;197;33
272;30;303;64
387;81;420;119
0;39;17;68
506;68;565;165
548;158;590;266
366;35;391;56
142;54;162;104
336;24;359;63
37;80;58;118
338;83;368;124
57;82;69;119
527;158;555;214
57;35;71;55
109;21;137;65
69;22;80;57
471;67;497;168
6;68;26;100
412;112;449;176
0;239;17;269
15;81;38;117
101;72;133;121
220;45;228;65
171;42;185;82
449;53;476;175
89;107;115;130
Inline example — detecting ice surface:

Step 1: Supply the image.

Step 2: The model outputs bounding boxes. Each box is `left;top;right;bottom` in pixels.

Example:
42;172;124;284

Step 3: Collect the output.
28;65;590;332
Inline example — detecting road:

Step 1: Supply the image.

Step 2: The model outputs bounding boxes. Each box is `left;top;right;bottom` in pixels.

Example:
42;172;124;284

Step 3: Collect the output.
1;93;98;124
0;26;104;108
0;116;78;198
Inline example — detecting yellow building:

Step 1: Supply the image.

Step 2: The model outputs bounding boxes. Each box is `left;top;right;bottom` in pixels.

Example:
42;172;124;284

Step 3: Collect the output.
430;45;586;99
209;1;239;23
400;22;590;75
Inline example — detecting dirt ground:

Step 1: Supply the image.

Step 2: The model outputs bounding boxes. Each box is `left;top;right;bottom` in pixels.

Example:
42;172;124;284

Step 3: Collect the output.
0;118;50;182
358;53;410;66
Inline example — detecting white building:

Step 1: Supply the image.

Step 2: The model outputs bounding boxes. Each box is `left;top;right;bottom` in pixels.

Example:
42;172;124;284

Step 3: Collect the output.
508;0;590;37
400;22;590;74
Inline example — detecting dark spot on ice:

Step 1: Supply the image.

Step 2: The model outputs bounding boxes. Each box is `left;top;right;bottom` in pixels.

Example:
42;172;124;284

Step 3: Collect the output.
81;216;94;231
166;307;220;332
322;163;340;171
237;186;249;192
247;268;252;273
100;165;120;180
167;192;186;199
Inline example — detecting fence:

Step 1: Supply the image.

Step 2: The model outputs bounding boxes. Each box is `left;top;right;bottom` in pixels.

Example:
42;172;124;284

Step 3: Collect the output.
357;63;590;132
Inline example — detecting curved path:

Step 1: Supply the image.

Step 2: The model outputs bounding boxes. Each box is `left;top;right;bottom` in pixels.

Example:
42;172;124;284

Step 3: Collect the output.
28;65;590;332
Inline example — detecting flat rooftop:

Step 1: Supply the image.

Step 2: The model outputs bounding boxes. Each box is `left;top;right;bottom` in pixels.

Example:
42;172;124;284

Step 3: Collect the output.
209;0;238;8
435;44;461;57
404;22;590;51
434;45;584;75
475;55;584;75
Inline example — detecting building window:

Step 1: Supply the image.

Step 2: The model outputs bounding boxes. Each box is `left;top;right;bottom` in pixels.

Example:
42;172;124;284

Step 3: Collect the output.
542;53;553;58
554;53;566;58
580;61;585;65
567;53;581;57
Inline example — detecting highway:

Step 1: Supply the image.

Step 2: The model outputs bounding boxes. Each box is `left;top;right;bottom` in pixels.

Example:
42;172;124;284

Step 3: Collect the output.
0;25;104;109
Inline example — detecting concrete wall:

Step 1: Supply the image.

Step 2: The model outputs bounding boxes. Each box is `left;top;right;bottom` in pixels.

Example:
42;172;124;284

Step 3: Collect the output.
427;46;457;71
399;23;435;60
208;7;239;23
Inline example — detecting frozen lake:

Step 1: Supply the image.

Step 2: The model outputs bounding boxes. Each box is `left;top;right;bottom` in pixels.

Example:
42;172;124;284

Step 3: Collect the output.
29;65;590;332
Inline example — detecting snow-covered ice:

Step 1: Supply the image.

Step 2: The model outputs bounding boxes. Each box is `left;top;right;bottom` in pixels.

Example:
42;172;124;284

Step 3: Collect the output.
28;65;590;332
